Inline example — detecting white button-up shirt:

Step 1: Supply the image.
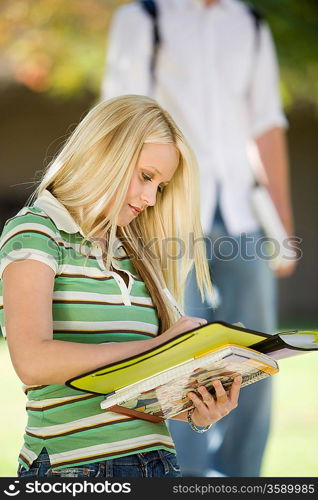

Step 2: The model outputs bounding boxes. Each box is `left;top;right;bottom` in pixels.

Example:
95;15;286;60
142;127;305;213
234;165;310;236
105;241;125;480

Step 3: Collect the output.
101;0;287;235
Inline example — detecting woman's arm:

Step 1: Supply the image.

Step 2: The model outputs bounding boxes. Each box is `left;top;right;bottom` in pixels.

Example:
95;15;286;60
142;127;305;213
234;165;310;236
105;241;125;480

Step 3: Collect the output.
3;260;205;386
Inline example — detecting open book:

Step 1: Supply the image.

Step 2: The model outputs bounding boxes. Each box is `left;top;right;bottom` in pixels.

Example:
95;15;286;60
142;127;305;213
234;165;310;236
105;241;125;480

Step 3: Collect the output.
66;321;318;422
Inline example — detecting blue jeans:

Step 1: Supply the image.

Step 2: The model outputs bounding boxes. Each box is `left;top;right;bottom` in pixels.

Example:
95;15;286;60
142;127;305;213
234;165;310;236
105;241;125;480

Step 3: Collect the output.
168;224;277;477
17;448;181;478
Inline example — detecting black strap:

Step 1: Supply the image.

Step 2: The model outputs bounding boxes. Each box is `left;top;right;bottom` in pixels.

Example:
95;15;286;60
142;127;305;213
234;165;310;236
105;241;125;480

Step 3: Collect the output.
246;4;263;30
245;3;264;49
140;0;160;79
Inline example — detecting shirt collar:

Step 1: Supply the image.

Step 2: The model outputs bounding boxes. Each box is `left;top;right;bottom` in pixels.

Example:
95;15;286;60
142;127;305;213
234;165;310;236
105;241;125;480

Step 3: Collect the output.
34;189;85;236
33;189;124;254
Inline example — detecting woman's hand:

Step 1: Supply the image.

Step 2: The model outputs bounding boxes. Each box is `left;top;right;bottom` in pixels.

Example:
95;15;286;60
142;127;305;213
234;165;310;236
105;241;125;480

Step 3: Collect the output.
157;318;241;428
153;316;208;348
187;376;242;428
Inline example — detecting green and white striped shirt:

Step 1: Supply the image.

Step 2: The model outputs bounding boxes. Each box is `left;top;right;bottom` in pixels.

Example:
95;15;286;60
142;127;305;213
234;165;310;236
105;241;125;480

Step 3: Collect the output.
0;190;174;470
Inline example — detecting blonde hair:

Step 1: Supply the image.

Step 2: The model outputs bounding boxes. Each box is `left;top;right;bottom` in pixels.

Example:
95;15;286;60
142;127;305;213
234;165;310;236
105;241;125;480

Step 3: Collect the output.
31;95;213;333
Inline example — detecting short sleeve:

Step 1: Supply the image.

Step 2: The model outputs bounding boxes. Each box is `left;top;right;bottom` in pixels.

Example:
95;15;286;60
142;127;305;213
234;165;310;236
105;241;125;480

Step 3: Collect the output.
248;23;288;137
0;208;61;279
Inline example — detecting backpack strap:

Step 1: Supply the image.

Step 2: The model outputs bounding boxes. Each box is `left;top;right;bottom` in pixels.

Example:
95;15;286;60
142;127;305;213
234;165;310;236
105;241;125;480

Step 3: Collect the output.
245;3;264;49
139;0;160;80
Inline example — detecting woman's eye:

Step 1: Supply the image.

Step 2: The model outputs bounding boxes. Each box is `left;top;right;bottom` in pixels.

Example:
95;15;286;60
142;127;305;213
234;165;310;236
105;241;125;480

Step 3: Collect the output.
142;172;164;193
142;173;152;182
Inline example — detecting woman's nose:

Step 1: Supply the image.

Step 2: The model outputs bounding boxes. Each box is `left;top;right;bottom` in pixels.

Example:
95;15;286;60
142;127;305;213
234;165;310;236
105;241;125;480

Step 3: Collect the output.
141;186;157;207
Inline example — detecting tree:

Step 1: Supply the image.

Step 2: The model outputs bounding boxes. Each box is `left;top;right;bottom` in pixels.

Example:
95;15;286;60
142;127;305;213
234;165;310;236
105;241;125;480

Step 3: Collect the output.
245;0;318;107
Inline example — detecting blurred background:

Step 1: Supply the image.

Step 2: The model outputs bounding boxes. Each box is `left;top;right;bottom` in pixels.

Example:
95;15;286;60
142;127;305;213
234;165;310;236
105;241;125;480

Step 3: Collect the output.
0;0;317;477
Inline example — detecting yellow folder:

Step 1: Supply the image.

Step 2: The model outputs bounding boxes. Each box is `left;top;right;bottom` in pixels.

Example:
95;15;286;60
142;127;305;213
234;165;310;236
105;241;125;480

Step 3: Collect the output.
66;321;268;395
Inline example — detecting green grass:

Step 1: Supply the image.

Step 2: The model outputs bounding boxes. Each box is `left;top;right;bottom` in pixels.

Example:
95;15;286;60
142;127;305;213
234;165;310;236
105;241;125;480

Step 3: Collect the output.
261;351;318;476
0;339;317;477
0;340;27;477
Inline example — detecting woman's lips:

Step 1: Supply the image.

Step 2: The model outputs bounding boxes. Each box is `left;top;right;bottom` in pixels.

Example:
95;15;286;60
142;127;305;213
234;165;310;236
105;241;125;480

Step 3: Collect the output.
129;204;141;216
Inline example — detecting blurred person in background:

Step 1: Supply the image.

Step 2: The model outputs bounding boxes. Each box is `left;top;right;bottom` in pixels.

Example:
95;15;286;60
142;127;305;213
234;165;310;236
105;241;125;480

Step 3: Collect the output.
101;0;297;477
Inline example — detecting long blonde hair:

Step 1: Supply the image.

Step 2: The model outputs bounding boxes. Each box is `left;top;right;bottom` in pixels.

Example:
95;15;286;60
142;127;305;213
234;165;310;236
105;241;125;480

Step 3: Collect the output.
31;95;213;333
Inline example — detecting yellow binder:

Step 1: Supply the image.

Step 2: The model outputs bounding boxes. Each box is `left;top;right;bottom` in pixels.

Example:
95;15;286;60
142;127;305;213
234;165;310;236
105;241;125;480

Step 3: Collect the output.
66;321;268;395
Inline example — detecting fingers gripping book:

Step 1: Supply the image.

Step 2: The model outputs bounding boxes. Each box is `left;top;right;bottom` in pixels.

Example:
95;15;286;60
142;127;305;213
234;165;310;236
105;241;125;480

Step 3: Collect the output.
66;321;318;422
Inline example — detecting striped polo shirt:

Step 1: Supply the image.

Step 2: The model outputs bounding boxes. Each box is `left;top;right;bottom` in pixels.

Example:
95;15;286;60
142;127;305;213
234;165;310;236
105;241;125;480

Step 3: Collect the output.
0;189;174;470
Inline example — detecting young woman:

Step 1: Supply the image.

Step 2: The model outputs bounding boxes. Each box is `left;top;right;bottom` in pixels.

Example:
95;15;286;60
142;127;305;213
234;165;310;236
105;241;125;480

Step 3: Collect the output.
0;95;241;478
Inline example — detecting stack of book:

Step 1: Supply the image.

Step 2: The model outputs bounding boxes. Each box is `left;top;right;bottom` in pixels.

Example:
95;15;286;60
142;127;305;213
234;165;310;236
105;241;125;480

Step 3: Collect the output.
66;321;318;422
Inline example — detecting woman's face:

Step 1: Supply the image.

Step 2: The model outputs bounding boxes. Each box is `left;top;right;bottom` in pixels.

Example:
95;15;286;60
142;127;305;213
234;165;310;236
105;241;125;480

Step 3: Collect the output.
117;143;179;226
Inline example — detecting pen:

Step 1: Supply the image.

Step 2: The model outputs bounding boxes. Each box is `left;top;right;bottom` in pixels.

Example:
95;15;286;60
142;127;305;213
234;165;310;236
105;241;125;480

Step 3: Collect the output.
163;287;185;317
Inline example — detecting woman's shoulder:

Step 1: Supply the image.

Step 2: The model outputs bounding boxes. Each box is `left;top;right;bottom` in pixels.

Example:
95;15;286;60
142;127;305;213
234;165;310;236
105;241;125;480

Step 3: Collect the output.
0;204;60;242
0;205;62;277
